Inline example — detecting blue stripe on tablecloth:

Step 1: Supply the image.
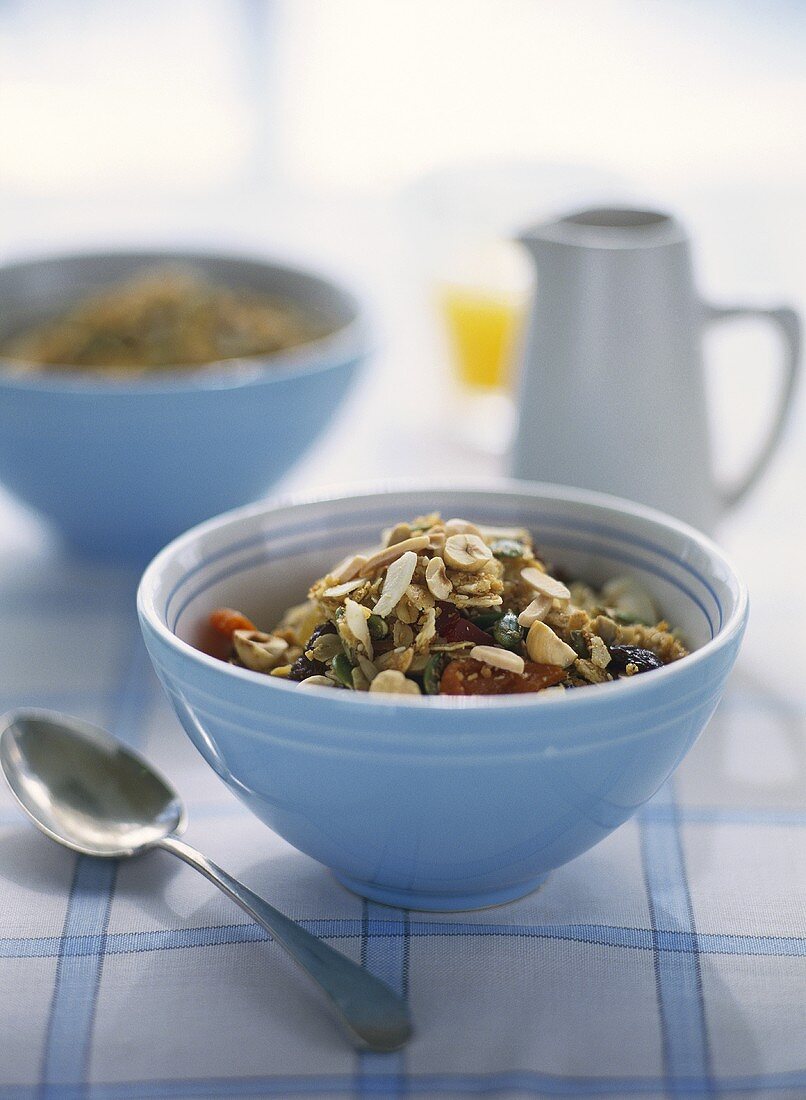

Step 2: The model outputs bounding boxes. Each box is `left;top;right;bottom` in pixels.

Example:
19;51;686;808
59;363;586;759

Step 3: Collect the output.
356;901;409;1098
39;857;118;1096
3;920;805;960
2;1068;806;1098
38;634;152;1098
639;781;712;1094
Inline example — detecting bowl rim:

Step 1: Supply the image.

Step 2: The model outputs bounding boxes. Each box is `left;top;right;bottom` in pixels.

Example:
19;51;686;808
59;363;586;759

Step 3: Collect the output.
137;479;749;714
0;248;371;395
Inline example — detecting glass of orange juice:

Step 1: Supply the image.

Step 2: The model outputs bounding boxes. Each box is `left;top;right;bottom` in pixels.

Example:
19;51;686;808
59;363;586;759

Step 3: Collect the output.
435;237;533;452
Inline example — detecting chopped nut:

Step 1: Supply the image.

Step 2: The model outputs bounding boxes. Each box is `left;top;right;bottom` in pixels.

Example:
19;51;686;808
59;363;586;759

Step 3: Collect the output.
567;608;590;630
351;667;371;691
232;631;288;673
414;606;437;652
521;567;571;602
444;533;494;573
356;654;378;682
425;556;452;600
344;598;373;660
525;621;577;667
406;582;435;611
359;536;430;577
469;645;525;675
589;615;618;644
369;669;422;696
574;658;611;684
371;551;419;618
322;578;364;599
517;596;553;627
392;620;415;648
588;634;612;669
375;646;414;673
428;530;447;553
395;596;421;624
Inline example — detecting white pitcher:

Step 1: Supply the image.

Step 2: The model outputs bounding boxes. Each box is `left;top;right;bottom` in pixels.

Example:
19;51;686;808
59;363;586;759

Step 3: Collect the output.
511;207;801;531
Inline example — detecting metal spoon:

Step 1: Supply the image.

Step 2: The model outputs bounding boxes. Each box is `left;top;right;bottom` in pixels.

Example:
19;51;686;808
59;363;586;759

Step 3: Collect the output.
0;709;412;1052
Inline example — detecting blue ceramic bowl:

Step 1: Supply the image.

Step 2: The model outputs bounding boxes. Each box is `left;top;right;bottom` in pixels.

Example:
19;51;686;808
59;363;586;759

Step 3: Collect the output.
137;483;748;911
0;251;368;559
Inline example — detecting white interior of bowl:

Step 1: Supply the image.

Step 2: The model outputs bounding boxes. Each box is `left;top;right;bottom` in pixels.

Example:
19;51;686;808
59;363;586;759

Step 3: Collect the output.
145;486;742;667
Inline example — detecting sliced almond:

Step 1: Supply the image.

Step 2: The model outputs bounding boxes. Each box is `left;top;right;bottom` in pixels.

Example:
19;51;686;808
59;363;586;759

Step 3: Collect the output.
384;522;412;547
425;556;452;600
444;533;493;573
344;598;373;661
521;567;571;602
525;621;577;667
322;578;364;599
330;554;367;583
469;645;525;675
517;596;553;627
369;669;422;696
359;536;430;577
373;550;419;618
444;518;483;537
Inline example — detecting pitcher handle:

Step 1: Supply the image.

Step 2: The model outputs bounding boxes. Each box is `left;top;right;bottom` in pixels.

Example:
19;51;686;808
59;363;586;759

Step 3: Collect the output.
703;302;801;512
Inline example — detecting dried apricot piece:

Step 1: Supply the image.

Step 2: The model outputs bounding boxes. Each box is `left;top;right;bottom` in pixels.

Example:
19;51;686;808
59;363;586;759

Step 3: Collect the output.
209;607;257;638
440;657;566;696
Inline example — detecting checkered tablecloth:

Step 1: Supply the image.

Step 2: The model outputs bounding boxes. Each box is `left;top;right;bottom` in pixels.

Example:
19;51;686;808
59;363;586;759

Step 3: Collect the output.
0;467;804;1100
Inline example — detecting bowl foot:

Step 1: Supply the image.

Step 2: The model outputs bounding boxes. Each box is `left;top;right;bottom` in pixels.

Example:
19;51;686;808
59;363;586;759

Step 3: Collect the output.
333;872;549;912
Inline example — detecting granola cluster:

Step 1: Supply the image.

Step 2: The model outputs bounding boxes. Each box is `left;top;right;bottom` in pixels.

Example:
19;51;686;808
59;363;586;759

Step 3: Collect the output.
209;514;688;697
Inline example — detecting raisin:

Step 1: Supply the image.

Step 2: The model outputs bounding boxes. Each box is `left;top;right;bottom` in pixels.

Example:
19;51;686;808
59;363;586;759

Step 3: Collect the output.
288;653;327;681
305;620;337;646
608;645;664;674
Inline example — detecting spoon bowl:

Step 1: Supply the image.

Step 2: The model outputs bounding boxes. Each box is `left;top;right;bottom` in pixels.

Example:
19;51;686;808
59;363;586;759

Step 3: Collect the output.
0;710;185;857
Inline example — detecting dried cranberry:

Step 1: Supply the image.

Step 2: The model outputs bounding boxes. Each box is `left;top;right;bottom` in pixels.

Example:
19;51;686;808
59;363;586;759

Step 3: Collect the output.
608;645;664;674
435;602;495;646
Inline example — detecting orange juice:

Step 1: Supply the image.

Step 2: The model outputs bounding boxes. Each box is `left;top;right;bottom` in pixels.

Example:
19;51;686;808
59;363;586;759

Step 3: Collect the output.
439;285;526;391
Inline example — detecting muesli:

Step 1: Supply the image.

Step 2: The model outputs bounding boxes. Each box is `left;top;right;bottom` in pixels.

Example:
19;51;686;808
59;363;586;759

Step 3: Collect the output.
207;514;688;696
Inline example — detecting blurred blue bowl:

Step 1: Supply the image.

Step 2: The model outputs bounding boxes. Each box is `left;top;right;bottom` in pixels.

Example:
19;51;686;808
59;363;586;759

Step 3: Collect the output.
138;483;748;912
0;251;368;559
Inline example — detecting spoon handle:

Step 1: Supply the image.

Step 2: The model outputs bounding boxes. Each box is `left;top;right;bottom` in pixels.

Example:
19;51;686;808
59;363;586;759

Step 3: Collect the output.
157;834;412;1052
